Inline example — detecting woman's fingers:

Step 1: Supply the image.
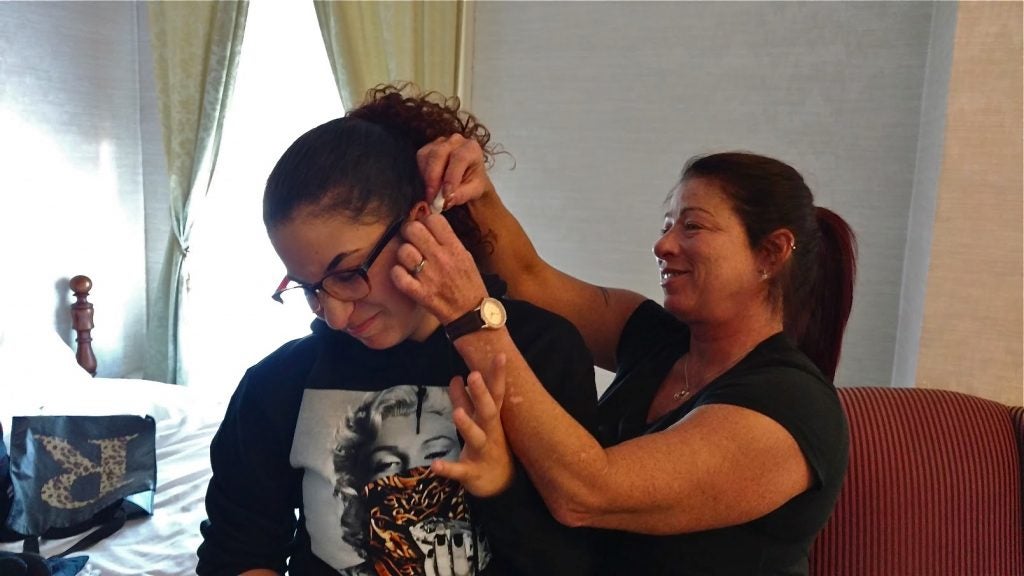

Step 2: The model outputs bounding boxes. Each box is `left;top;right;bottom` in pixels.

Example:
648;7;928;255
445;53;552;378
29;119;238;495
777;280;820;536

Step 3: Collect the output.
449;363;505;428
431;457;471;484
416;134;489;208
393;215;491;323
452;406;487;451
420;213;463;247
433;368;515;497
443;139;486;206
417;135;468;203
447;375;471;415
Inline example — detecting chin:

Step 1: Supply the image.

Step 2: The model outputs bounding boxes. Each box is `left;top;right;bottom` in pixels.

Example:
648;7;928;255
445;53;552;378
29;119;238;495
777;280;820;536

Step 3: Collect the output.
661;298;694;322
354;330;404;351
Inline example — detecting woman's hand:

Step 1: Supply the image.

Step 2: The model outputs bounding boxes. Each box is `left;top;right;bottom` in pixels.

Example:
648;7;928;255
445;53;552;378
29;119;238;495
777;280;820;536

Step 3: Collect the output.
417;134;493;210
431;354;514;498
393;213;489;324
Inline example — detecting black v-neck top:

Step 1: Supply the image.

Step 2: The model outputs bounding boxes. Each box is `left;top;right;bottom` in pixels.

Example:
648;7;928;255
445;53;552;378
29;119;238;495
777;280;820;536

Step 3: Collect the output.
597;300;849;575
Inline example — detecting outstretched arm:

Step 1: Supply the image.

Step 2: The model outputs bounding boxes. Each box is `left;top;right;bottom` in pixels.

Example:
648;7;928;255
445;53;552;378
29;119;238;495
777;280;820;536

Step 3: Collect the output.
418;135;644;371
392;215;813;535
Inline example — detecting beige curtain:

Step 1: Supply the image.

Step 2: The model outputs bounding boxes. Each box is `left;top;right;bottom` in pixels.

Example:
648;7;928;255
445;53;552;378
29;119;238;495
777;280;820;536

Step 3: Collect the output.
145;1;248;384
313;0;473;108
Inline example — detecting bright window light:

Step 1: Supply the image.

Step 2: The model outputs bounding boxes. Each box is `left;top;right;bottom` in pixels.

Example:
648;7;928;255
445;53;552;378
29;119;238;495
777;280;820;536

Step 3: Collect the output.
184;1;342;394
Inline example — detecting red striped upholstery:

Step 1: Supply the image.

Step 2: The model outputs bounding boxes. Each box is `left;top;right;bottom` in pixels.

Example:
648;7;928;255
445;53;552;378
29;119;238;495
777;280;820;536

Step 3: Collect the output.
809;387;1023;576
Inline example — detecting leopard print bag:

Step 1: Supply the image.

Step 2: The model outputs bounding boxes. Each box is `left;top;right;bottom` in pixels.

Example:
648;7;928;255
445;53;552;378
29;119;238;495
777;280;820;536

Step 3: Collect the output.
1;415;156;556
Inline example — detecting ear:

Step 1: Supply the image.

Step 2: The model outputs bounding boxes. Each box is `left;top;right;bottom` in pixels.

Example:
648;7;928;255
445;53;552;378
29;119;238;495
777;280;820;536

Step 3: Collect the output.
758;228;797;275
409;200;432;221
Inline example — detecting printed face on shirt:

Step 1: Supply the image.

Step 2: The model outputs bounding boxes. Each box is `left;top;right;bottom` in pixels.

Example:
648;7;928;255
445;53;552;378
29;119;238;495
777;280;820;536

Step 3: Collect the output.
367;410;460;482
269;208;440;349
291;387;477;573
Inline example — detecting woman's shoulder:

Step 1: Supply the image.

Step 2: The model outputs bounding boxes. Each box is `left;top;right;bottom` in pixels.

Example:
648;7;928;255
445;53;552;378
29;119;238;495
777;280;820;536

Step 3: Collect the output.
739;334;834;395
705;335;848;449
249;326;323;377
229;327;326;407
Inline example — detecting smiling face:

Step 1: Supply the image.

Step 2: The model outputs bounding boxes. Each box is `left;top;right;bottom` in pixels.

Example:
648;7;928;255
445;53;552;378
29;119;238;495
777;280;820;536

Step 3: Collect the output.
654;177;769;325
269;207;439;349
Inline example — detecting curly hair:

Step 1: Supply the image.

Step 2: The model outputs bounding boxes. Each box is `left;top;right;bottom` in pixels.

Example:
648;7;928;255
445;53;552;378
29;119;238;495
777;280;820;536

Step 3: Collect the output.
263;82;501;256
350;82;497;165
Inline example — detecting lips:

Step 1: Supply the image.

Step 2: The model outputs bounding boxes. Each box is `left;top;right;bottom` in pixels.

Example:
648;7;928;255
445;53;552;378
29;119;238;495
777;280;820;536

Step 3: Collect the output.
659;268;690;286
346;312;380;337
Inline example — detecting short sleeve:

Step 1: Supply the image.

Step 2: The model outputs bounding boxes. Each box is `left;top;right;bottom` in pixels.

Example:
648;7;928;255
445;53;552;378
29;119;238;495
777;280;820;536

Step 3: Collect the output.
701;366;848;489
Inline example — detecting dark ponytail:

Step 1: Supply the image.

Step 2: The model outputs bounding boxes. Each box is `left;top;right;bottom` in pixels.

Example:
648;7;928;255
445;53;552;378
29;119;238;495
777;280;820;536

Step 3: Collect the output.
796;207;857;380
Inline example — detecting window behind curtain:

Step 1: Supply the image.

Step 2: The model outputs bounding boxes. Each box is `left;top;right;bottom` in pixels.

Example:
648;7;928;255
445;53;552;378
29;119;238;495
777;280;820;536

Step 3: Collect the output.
184;1;342;396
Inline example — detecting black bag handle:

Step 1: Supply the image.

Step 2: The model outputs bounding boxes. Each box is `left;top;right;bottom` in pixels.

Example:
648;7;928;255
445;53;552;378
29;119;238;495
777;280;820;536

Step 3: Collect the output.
16;499;146;559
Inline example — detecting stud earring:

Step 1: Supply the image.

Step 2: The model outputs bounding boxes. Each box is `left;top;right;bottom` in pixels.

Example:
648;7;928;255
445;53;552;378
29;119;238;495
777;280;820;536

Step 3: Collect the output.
760;269;769;281
790;242;797;251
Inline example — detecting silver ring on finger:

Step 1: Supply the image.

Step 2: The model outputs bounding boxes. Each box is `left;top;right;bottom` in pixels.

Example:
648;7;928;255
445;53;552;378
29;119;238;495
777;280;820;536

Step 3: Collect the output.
412;258;427;276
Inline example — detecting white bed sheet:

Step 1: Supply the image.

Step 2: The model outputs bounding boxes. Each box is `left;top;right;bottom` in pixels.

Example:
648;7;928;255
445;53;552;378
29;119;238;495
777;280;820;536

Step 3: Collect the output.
1;375;227;576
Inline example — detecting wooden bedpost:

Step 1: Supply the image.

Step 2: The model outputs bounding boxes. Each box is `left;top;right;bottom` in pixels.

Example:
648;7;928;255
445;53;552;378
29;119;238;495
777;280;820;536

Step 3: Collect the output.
69;275;97;376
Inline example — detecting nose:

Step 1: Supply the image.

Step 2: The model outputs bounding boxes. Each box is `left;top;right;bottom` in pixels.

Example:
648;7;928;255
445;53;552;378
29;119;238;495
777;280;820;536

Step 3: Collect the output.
653;231;675;264
319;294;356;331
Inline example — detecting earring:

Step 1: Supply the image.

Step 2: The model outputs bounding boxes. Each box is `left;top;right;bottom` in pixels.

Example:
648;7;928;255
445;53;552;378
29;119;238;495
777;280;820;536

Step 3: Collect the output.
760;269;769;281
790;242;797;251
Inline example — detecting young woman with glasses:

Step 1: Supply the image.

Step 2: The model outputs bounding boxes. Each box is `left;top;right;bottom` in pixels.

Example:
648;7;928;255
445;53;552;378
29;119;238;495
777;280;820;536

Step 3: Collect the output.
196;84;600;576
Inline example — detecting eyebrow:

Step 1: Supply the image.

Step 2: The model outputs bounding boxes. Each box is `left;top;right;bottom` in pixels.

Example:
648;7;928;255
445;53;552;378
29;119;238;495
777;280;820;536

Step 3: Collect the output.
323;250;358;276
665;206;715;219
284;247;363;285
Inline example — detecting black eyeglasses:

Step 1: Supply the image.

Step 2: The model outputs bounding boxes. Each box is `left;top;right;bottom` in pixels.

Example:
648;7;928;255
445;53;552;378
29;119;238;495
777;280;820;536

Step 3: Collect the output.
272;218;404;312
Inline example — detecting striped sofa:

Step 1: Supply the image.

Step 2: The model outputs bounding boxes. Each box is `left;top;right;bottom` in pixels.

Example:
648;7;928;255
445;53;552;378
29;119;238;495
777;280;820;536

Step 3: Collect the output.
809;387;1023;576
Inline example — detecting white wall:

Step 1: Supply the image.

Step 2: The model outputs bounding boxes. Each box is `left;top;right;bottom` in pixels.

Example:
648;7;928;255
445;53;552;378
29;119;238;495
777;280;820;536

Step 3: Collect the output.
7;3;1015;401
0;1;147;377
469;1;939;389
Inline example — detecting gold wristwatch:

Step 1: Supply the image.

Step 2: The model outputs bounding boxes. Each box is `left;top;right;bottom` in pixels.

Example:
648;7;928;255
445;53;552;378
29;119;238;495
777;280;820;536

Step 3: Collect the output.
444;297;507;341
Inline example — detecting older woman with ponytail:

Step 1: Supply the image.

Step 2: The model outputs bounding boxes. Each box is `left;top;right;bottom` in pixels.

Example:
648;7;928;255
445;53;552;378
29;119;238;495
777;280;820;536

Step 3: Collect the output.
394;143;857;575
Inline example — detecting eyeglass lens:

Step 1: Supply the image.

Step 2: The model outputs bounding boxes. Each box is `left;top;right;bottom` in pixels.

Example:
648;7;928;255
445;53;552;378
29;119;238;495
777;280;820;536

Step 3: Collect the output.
277;218;404;311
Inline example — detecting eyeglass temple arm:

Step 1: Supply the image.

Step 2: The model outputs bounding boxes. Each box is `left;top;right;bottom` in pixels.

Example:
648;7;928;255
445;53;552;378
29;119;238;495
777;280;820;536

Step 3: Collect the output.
272;276;290;303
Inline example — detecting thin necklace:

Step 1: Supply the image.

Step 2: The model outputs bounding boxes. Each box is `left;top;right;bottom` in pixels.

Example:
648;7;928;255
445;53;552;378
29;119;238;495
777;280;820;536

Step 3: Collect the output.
673;355;693;401
673;347;754;401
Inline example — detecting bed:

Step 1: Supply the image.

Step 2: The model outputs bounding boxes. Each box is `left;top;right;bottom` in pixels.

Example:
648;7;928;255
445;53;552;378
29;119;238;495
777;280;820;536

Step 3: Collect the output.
1;276;226;575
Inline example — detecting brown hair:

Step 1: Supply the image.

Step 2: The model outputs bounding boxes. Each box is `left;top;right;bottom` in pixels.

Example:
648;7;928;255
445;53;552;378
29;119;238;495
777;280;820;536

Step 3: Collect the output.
264;82;500;256
682;152;857;380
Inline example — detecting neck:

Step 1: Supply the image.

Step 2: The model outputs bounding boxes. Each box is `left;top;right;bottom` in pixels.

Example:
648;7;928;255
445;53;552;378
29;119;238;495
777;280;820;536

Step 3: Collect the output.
685;311;782;369
409;311;442;342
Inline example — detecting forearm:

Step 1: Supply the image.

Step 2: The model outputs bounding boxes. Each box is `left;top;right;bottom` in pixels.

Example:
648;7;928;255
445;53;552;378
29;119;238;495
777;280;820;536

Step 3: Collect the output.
466;186;548;299
467;189;642;369
452;328;610;526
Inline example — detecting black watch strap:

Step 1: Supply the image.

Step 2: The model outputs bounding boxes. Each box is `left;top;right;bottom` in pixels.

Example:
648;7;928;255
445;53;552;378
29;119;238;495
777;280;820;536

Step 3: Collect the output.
445;308;485;341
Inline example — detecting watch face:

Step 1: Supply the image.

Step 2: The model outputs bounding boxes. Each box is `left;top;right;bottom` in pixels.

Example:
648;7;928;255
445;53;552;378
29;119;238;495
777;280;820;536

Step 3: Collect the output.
480;299;507;328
